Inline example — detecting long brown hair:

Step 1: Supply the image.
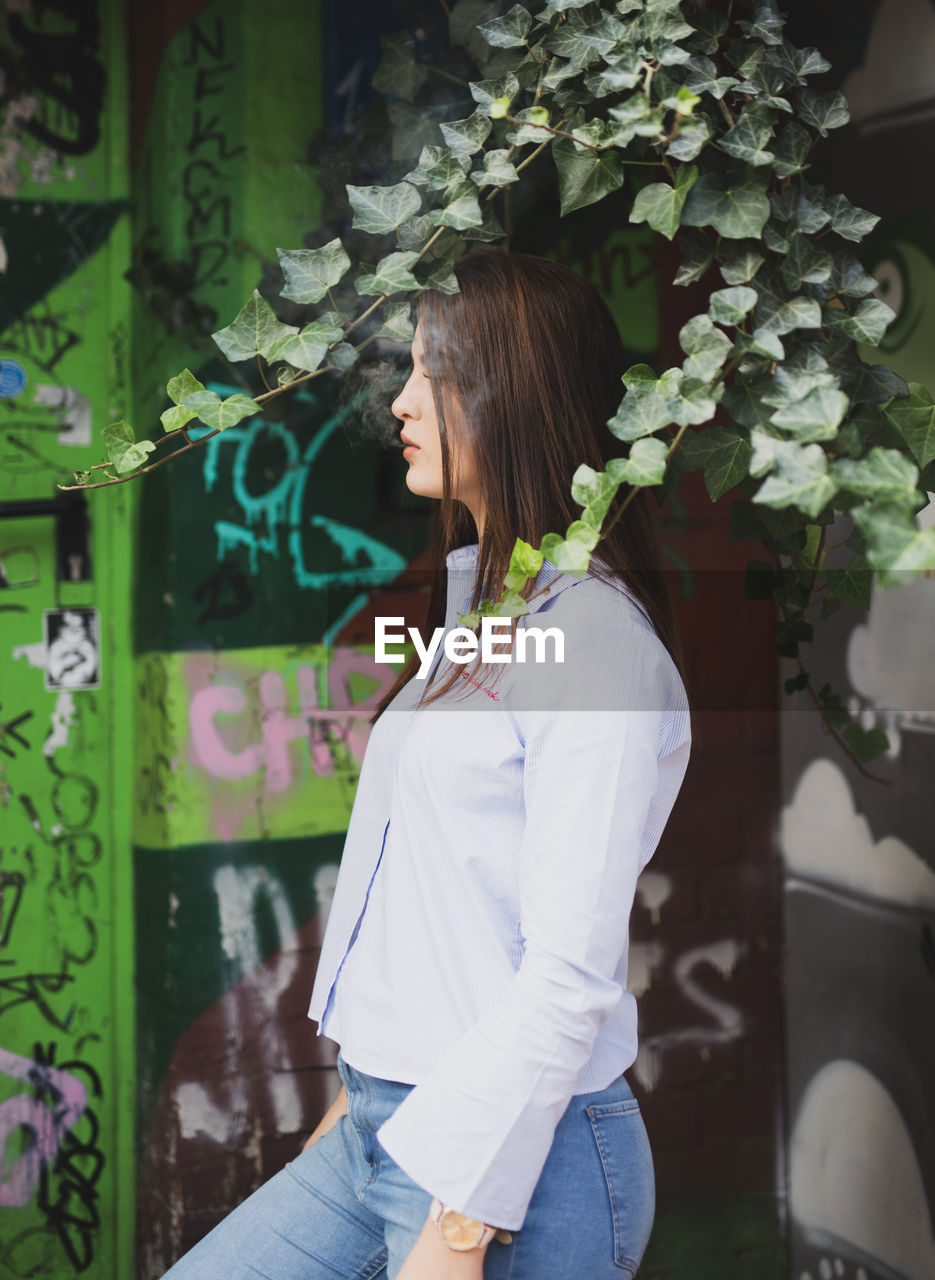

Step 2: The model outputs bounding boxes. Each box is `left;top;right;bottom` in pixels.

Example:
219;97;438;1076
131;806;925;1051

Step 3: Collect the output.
371;249;690;722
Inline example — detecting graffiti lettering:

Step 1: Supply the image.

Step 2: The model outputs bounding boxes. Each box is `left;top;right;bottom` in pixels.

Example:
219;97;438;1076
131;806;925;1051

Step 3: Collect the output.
173;15;243;291
0;966;76;1033
32;1044;104;1272
0;1043;88;1209
5;2;104;157
0;872;26;948
188;649;395;792
0;707;33;758
202;400;407;591
193;560;254;625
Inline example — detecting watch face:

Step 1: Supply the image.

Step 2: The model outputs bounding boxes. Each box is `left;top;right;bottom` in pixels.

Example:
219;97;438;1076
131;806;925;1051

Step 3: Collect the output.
439;1209;484;1249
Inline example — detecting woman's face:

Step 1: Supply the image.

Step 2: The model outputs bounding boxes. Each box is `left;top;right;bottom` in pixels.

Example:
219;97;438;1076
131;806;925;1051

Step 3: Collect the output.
391;321;482;528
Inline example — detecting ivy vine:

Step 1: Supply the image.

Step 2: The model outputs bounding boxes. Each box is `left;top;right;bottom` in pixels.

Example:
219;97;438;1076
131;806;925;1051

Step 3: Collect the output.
61;0;935;775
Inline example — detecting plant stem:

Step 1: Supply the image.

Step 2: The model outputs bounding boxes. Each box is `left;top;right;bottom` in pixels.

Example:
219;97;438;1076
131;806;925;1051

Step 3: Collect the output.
426;63;467;88
58;427;222;491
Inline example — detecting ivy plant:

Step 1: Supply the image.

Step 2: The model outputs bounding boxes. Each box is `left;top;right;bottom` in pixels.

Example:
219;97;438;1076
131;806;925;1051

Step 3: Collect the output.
62;0;935;776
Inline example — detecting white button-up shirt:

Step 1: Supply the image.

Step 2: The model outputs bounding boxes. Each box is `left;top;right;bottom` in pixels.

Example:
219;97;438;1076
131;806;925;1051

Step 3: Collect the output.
307;543;692;1230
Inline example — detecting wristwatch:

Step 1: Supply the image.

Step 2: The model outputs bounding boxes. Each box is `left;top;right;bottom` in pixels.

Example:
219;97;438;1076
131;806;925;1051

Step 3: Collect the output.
430;1197;502;1250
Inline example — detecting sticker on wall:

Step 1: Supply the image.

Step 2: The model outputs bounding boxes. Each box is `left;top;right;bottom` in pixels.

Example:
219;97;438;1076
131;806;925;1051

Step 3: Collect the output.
0;359;26;398
43;607;100;691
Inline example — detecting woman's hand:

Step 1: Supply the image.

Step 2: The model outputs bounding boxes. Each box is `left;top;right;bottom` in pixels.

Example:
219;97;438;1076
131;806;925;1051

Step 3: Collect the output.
301;1081;348;1152
395;1212;488;1280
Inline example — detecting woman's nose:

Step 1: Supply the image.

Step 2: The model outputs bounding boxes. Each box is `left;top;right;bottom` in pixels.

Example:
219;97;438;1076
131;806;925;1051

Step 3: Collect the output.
391;374;418;421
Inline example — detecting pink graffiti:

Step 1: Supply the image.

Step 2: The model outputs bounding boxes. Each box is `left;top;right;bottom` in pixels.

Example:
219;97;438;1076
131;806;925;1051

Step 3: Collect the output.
0;1046;87;1208
188;650;395;790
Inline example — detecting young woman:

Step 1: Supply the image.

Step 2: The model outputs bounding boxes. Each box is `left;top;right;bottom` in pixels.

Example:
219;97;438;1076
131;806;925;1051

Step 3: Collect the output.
160;250;693;1280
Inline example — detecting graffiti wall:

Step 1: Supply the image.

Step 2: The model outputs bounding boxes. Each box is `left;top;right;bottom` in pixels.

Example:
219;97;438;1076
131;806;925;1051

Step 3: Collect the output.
126;1;435;1269
0;0;134;1275
780;3;935;1279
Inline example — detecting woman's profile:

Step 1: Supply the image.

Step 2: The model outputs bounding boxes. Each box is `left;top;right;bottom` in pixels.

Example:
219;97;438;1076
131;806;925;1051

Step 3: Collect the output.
160;249;693;1280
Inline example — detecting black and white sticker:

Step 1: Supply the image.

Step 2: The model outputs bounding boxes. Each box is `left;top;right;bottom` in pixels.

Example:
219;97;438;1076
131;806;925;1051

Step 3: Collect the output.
43;608;101;691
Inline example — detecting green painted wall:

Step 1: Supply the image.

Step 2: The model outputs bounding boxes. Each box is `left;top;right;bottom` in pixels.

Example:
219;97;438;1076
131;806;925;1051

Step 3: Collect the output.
0;1;135;1275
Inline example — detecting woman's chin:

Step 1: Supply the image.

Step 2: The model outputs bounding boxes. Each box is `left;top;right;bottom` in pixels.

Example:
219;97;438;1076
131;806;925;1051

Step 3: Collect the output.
404;467;442;500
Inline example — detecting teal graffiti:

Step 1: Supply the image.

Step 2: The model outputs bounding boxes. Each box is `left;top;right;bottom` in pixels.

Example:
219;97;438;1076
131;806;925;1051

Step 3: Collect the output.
201;382;406;590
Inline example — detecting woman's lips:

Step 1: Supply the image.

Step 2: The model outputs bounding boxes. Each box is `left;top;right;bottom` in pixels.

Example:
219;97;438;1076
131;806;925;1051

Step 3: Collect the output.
402;443;420;458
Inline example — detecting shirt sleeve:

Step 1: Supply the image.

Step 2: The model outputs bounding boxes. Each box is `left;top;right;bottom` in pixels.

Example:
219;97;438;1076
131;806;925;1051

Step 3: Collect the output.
374;619;690;1231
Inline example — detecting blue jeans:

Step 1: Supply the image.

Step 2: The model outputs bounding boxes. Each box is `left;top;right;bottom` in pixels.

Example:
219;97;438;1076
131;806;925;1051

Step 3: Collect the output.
159;1050;655;1279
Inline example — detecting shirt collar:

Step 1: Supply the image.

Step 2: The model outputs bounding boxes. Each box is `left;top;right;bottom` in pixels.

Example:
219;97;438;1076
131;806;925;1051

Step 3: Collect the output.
445;542;592;617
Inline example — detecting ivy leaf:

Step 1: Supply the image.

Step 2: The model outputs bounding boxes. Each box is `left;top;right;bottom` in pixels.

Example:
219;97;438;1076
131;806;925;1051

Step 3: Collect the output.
667;114;712;162
883;383;935;469
265;319;344;372
824;193;880;242
471;148;520;187
684;425;752;499
793;87;850;135
674;228;715;285
681;168;771;239
180;391;261;431
606;436;670;488
826;553;872;610
161;369;206;432
629;164;698;240
769;386;850;441
420;260;461;293
375;301;416;342
425;185;484;229
679;314;733;381
781;233;832;290
540;521;600;576
330;344;359;371
504;536;544;590
552;138;625;215
212;290;298;362
832;447;920;501
450;0;497;46
347;181;423;234
277;240;352;304
101;420;156;475
440;111;493;157
406;146;470;191
669;376;722;427
771;120;813;177
709;285;757;326
751;434;836;518
755;292;822;336
356;251;422;296
720;103;778;167
825;297;895;346
477;3;533;48
167;368;205;404
683;55;738;99
371;32;428;101
607;384;675;442
470;71;521;114
690;6;728;54
719;240;766;285
850;500;935;583
738;6;785;44
571;463;619;526
585;47;643;94
773;40;831;83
